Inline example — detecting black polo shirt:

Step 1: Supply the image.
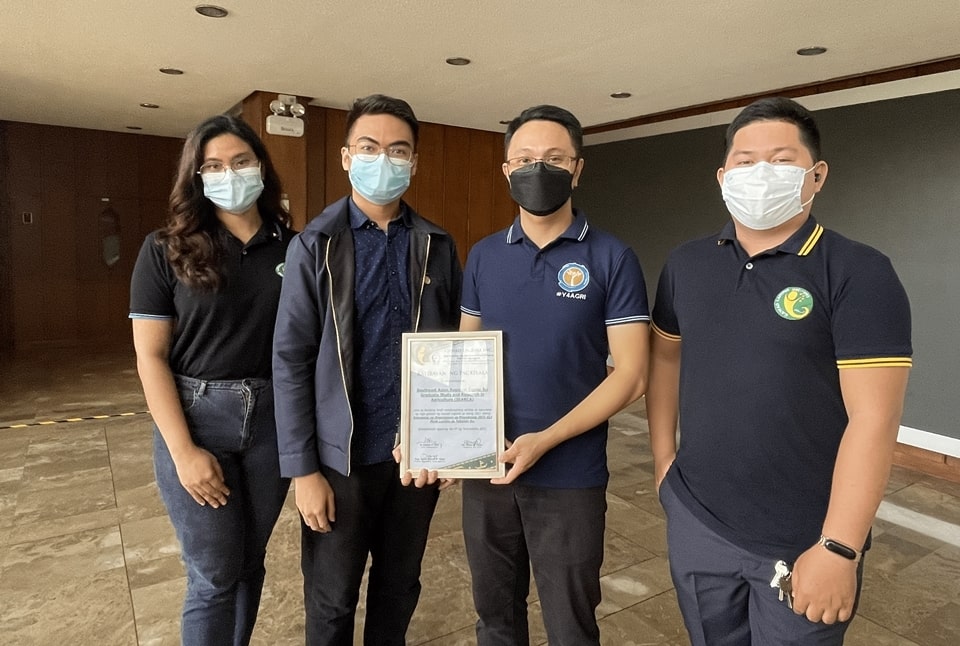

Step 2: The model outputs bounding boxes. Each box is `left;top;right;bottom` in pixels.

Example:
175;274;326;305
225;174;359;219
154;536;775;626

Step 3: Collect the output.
129;220;291;380
653;216;912;557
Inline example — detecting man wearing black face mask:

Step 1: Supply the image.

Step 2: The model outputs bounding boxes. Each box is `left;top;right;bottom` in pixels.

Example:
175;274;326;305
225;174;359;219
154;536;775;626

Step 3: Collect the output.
457;105;651;645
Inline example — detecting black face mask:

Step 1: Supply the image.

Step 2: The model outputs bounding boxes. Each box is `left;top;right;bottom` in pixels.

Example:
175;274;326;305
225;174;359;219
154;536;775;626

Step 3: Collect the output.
508;162;574;216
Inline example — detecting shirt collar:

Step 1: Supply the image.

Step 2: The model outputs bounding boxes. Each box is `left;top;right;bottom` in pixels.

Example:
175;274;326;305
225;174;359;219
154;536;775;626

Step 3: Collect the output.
349;197;411;230
505;208;590;245
234;218;286;249
717;215;824;257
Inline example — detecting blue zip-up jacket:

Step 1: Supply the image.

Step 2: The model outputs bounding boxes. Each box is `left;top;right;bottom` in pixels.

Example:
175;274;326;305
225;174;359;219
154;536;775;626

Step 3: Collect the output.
273;197;462;477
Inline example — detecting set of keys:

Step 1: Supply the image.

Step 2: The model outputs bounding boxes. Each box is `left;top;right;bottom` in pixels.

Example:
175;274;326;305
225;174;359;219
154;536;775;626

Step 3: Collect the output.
770;560;794;609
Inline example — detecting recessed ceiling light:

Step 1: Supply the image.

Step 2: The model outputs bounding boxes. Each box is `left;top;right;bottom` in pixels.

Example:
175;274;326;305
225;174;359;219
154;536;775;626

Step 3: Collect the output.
610;91;632;99
139;103;159;109
159;67;184;75
125;126;143;130
445;57;471;66
195;4;228;18
796;46;827;56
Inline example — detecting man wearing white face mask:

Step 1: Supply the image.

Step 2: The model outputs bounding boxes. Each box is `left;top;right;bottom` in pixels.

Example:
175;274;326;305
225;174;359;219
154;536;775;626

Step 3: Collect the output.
647;97;912;645
272;95;462;645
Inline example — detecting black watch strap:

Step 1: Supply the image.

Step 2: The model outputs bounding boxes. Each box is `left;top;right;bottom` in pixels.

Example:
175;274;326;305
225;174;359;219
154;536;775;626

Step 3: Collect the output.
818;535;861;562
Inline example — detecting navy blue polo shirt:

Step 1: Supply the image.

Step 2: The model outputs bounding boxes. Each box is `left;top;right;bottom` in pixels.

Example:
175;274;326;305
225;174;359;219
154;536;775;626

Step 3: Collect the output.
349;198;412;465
461;209;649;488
653;215;912;558
129;220;290;380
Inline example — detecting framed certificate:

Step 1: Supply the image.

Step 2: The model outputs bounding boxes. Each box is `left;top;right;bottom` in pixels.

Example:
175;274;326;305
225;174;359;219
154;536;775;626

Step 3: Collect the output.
399;331;506;479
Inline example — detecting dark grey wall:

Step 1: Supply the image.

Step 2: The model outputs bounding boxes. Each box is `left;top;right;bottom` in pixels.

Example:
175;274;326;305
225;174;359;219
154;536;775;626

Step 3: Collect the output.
577;89;960;440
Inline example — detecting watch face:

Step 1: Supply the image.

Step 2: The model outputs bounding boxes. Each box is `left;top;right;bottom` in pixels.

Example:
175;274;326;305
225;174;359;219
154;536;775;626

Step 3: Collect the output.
821;536;859;561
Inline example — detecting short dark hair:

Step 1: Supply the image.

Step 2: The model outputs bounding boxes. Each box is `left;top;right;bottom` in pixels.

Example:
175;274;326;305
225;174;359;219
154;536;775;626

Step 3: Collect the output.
344;94;419;148
504;105;583;157
724;97;821;162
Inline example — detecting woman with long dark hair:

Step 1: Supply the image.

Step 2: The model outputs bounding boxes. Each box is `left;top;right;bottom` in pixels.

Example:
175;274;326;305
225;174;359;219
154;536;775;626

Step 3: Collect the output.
130;115;292;645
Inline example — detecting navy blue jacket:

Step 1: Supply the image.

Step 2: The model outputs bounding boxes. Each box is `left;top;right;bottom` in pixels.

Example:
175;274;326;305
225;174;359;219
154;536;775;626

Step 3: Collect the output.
273;197;462;477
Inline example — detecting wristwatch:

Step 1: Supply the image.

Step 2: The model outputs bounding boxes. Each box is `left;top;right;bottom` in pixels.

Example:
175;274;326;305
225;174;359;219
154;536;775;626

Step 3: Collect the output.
818;535;862;563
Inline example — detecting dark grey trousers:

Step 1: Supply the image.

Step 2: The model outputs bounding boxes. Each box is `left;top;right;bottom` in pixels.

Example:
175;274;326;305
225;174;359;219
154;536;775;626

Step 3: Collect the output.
660;477;863;646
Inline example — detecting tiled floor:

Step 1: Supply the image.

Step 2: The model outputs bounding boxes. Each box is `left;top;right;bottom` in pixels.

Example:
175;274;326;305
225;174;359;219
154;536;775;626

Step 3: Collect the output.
1;344;958;645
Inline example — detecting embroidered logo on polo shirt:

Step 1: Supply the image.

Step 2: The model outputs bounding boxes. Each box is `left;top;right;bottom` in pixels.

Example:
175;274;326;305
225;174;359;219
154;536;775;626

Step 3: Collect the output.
774;287;813;320
275;263;285;277
555;263;590;301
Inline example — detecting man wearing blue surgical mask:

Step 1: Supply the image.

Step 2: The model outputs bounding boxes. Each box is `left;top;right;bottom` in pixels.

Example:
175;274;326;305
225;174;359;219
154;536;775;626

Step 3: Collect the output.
648;97;912;645
273;94;462;646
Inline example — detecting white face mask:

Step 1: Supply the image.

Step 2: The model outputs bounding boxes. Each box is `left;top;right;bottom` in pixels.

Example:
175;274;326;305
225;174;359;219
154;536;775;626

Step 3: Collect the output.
721;162;816;230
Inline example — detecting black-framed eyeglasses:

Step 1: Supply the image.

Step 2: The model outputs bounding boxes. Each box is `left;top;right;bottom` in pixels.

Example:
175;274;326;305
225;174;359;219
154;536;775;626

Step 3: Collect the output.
506;155;578;171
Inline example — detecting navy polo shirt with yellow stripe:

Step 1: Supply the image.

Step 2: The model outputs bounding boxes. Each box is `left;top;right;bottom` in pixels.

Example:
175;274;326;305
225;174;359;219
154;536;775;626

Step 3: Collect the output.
652;215;912;557
461;209;650;488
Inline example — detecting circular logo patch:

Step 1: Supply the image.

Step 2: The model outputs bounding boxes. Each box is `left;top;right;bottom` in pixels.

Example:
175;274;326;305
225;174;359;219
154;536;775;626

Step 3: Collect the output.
558;263;589;292
275;262;285;277
774;287;813;320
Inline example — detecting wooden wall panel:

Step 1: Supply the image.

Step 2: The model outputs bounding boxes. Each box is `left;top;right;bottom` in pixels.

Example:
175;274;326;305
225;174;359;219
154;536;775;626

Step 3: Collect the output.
4;123;43;195
39;126;79;341
323;110;351;207
410;122;446;228
138;135;181;202
305;105;327;227
9;193;43;346
0;108;513;350
466;130;496;250
0;121;181;350
441;127;472;259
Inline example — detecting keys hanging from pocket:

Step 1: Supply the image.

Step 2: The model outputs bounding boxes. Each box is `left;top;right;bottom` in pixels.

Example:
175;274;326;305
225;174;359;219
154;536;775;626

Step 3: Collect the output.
769;560;794;610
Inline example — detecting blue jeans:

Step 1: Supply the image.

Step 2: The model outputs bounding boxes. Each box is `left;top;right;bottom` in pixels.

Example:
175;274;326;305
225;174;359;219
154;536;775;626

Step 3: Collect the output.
154;375;290;646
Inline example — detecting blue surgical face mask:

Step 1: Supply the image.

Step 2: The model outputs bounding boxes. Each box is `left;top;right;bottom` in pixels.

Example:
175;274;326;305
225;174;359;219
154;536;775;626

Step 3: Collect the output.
348;153;412;205
201;167;264;214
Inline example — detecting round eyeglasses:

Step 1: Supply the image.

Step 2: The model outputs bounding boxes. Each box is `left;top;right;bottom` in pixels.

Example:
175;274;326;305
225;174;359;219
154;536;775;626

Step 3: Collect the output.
348;143;414;167
197;157;260;181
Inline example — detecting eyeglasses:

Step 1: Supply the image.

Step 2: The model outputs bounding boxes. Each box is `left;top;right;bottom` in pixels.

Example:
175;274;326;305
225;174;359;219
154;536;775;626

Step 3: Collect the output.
197;157;260;181
348;143;414;167
506;154;578;171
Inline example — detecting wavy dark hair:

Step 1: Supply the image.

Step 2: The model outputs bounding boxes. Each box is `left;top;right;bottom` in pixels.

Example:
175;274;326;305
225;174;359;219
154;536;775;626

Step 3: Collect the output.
157;114;289;290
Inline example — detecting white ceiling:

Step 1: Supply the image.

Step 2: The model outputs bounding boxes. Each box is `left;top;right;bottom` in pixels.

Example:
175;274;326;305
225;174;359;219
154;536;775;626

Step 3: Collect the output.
2;1;959;141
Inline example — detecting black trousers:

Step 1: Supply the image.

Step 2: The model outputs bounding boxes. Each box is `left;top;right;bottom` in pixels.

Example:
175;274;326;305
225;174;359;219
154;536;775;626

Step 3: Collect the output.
462;479;607;646
301;461;439;646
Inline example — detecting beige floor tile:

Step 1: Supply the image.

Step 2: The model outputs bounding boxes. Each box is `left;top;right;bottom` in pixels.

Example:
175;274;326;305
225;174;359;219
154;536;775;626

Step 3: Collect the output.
905;601;960;646
885;482;960;527
0;566;137;646
1;507;118;546
598;557;675;617
1;346;958;645
603;529;659;576
23;425;110;478
116;480;168;523
845;616;921;645
132;576;187;646
13;464;116;525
